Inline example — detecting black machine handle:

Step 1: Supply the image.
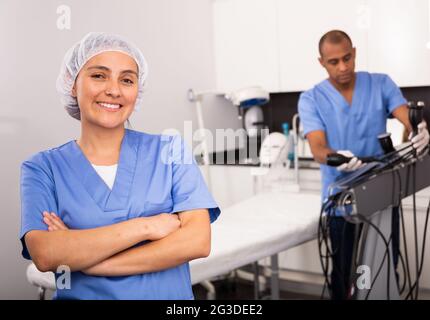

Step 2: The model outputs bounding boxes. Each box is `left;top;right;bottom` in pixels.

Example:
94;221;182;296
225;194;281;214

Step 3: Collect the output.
325;101;426;168
408;101;425;136
326;132;399;167
326;153;377;167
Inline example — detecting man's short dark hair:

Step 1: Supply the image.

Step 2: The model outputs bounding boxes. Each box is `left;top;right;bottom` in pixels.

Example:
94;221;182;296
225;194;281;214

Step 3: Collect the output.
319;30;353;56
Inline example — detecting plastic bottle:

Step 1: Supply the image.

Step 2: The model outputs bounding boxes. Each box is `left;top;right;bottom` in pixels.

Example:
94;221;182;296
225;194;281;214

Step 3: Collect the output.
282;123;295;162
282;123;289;137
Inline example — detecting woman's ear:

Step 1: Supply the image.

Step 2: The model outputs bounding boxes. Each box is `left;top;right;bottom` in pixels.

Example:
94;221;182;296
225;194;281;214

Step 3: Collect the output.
71;85;77;98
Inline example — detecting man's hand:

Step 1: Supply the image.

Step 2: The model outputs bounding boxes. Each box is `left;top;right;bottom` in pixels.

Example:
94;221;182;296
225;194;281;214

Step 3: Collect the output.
409;121;430;154
336;150;363;172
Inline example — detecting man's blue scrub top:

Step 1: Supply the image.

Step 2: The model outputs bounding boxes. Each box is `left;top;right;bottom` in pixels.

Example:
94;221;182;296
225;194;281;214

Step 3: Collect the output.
298;72;407;202
20;129;220;300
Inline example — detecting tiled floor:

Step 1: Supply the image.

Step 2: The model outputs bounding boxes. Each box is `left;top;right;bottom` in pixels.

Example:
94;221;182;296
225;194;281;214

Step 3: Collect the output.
193;278;320;300
192;278;430;300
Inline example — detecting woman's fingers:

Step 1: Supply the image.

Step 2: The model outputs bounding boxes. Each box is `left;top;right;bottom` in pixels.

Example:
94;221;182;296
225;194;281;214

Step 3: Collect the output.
49;212;69;230
43;211;55;228
44;218;59;231
43;214;59;231
51;212;67;228
42;211;69;231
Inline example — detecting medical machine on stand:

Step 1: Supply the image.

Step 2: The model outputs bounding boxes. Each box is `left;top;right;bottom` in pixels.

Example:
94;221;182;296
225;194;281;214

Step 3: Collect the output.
230;88;270;163
320;101;430;300
187;86;270;166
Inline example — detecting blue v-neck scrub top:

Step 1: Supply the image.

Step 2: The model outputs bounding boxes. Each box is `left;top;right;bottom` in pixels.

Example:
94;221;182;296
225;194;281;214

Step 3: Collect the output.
19;129;221;300
298;72;407;202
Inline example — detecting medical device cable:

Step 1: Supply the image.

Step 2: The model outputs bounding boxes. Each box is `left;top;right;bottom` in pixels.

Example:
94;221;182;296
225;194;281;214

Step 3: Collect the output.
356;214;392;300
318;201;332;299
318;202;328;297
400;153;429;300
402;164;418;300
350;214;364;298
407;198;430;299
338;189;390;300
318;204;347;299
402;164;417;300
381;143;419;168
402;160;422;300
397;248;407;294
391;169;410;296
392;158;420;299
377;143;414;162
320;194;372;299
390;169;403;294
412;163;419;299
399;204;413;296
395;169;413;296
318;200;357;299
404;195;430;300
412;198;430;297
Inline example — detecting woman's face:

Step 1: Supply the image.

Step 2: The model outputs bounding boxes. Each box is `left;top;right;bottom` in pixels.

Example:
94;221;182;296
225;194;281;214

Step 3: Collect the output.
72;51;139;129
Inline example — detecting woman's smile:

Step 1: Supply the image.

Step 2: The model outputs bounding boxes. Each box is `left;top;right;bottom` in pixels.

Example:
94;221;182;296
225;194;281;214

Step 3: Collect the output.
96;101;123;112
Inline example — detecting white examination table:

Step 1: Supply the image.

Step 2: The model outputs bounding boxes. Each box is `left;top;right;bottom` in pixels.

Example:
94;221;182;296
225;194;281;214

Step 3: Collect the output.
26;191;321;300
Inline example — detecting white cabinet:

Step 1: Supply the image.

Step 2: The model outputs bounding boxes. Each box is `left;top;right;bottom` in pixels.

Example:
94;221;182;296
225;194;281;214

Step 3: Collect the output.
213;0;430;92
213;0;280;93
367;0;430;87
278;0;369;92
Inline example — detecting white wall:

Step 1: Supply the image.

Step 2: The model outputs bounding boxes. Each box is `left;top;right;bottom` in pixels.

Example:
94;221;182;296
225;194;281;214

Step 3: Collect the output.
0;0;242;299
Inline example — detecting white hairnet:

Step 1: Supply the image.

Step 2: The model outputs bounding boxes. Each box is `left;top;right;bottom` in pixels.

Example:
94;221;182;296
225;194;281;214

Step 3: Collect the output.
56;32;148;120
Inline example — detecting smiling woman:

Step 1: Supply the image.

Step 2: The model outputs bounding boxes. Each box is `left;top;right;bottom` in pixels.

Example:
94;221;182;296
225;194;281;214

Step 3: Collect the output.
56;32;148;122
72;51;139;131
19;32;220;300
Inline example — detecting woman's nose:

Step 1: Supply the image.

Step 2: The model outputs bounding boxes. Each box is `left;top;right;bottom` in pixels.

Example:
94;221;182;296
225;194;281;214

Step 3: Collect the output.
105;79;121;97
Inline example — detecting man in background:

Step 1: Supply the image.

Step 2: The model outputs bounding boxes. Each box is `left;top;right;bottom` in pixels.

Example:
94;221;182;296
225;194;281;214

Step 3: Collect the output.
298;30;429;299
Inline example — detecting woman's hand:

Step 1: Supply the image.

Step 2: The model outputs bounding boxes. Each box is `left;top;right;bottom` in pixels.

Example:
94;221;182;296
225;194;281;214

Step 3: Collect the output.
41;210;180;275
82;213;181;276
42;211;181;239
145;213;181;241
43;211;69;231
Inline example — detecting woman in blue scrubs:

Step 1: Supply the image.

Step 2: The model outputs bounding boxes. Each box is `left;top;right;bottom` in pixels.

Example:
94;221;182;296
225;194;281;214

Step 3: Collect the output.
19;32;220;300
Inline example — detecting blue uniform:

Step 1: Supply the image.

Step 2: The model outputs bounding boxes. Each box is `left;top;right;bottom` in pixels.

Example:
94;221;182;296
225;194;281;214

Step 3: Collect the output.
298;72;407;202
20;129;220;300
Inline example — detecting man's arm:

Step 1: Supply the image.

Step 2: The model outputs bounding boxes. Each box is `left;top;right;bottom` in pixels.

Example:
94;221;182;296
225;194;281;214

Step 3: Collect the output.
392;104;412;134
306;130;336;164
26;213;179;273
81;209;211;277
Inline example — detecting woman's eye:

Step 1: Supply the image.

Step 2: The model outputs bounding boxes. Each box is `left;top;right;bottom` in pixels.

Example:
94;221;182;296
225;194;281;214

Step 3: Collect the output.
122;79;134;84
91;74;105;79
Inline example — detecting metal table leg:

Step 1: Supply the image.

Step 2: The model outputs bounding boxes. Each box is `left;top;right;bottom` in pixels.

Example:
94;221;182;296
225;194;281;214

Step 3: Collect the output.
270;254;280;300
253;262;260;300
